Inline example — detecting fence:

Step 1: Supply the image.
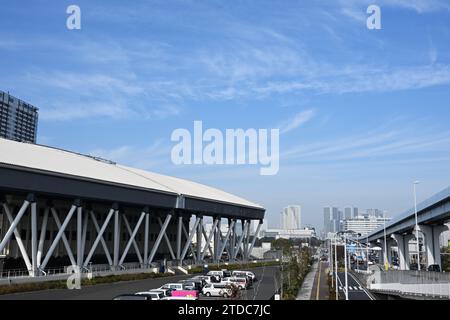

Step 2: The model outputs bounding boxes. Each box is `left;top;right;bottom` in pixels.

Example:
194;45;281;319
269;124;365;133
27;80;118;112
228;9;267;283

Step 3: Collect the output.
354;269;450;299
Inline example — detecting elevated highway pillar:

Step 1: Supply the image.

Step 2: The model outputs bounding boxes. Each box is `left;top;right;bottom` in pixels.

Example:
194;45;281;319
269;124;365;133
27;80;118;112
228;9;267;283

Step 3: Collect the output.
419;224;449;269
386;239;395;265
391;234;414;270
392;234;406;270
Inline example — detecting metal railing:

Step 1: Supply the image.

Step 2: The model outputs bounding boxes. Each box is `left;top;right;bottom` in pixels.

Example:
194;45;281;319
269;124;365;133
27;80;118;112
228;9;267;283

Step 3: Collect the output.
375;270;450;285
357;269;450;298
0;267;66;279
0;258;278;281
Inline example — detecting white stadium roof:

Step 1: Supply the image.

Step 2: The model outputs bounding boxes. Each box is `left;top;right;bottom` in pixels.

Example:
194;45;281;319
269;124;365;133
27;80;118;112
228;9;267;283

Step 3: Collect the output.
0;138;263;212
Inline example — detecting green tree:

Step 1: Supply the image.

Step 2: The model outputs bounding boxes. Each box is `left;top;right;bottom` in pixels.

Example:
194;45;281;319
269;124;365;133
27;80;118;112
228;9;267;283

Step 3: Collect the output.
272;238;293;255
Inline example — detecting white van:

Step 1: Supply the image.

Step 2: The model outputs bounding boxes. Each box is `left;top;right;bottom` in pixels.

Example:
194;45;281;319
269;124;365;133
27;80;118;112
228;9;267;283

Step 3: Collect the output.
158;283;184;291
202;283;232;298
135;291;164;300
222;277;248;290
207;270;224;278
232;270;256;281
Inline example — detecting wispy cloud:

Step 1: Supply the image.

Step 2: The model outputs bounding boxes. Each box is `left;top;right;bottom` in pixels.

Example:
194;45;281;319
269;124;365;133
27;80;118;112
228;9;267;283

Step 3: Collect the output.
278;110;315;134
89;139;172;170
3;1;450;122
283;121;450;164
338;0;450;17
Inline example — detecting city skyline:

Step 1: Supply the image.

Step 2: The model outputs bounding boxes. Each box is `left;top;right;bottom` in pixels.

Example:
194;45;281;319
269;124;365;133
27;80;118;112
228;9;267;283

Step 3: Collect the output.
1;1;450;230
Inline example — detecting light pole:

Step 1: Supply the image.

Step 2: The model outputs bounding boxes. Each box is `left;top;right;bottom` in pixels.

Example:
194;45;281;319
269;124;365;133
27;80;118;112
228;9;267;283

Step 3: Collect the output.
334;235;338;300
383;211;388;270
343;233;349;300
414;181;421;271
330;238;334;288
366;234;369;271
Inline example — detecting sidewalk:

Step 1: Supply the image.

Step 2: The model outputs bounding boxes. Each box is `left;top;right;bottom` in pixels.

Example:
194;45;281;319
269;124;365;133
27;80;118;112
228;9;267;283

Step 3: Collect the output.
296;261;319;300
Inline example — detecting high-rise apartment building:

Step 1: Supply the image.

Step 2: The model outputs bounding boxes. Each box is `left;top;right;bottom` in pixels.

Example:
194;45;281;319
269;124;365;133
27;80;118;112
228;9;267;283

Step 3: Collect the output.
323;206;341;234
0;91;38;143
343;216;391;236
282;205;301;230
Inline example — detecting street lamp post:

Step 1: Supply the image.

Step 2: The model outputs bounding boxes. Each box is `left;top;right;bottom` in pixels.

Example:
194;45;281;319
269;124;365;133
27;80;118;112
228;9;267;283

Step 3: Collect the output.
414;181;421;271
366;234;369;271
343;233;349;300
383;211;388;270
330;238;334;288
334;235;338;300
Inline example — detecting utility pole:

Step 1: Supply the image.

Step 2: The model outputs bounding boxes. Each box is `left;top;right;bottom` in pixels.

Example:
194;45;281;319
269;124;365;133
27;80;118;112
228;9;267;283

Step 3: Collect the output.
343;233;349;300
334;235;338;300
414;181;421;271
280;255;283;300
330;238;334;288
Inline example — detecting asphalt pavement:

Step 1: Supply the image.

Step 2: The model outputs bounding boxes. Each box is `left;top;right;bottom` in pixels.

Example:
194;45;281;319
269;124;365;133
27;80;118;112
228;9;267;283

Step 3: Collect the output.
336;271;374;300
310;261;330;300
0;265;280;300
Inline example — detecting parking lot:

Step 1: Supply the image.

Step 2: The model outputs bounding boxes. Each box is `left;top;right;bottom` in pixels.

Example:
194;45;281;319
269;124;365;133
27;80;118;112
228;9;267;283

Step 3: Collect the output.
0;265;280;300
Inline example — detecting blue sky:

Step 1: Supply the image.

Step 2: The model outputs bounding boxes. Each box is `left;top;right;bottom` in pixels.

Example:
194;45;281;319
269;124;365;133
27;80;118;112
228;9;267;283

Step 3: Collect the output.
2;0;450;231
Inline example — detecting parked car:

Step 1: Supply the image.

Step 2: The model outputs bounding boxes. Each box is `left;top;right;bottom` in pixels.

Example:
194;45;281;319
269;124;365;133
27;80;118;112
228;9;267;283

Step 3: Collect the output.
187;278;206;288
221;269;232;278
202;283;233;298
428;264;441;272
207;270;224;278
159;283;184;291
113;294;150;300
222;277;248;290
147;288;173;297
232;270;257;282
179;280;202;291
134;291;164;300
207;270;223;282
158;282;199;298
192;275;220;284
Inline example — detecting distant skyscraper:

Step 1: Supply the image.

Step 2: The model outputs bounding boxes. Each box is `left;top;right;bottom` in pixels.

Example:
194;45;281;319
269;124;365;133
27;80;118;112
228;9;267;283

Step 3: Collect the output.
0;91;38;143
324;206;340;234
344;207;353;220
323;207;331;234
366;208;385;218
353;207;359;218
282;205;301;230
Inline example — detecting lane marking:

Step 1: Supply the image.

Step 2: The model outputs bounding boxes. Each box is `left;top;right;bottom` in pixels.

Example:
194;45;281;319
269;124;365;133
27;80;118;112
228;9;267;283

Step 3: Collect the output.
315;261;322;300
348;272;375;300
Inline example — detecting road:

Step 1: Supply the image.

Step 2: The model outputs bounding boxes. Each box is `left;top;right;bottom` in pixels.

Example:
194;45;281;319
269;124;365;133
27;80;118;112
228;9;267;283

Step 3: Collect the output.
310;261;329;300
336;271;374;300
0;265;280;300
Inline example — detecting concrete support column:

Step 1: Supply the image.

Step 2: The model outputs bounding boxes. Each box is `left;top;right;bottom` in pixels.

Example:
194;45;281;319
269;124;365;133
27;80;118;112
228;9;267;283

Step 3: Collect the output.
379;240;387;266
403;234;415;270
392;234;406;270
419;225;435;266
386;239;394;265
420;224;449;268
432;225;449;269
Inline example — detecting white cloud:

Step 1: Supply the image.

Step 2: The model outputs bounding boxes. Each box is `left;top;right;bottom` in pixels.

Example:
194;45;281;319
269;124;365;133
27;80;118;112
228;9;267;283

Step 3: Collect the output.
278;110;315;134
89;139;172;170
282;122;450;164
